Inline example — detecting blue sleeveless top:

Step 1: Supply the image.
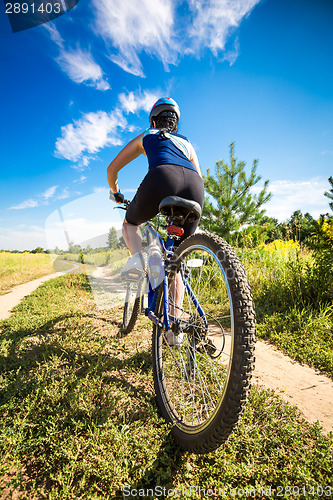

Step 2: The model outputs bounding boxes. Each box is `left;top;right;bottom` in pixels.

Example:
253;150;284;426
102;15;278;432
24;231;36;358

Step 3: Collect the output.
142;128;197;173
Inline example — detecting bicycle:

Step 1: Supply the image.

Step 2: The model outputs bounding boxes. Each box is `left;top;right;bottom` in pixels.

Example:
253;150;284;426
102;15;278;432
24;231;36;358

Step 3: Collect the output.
118;195;256;454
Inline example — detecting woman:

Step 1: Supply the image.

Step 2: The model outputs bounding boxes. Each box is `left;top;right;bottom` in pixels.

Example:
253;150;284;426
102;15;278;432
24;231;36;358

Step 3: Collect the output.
107;97;205;277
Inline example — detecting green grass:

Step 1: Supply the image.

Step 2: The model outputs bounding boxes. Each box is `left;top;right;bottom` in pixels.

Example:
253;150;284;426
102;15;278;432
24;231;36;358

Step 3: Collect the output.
0;252;56;293
0;274;332;499
238;246;333;377
257;305;333;377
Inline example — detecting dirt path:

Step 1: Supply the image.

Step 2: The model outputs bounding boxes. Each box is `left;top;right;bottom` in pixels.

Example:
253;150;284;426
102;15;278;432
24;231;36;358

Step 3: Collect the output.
0;262;80;320
0;273;332;435
253;341;333;434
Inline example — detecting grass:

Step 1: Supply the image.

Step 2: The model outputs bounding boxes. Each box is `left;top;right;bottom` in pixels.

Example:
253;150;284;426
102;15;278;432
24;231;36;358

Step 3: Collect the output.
238;245;333;377
0;274;332;499
0;252;56;294
0;248;129;296
257;305;333;377
60;248;129;268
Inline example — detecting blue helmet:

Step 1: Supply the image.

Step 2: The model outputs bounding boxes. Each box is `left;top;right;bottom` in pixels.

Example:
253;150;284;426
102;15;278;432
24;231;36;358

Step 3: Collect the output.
149;97;180;126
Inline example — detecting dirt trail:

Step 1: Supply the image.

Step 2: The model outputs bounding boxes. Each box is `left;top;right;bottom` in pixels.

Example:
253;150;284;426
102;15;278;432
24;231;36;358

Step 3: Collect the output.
0;262;80;320
0;273;332;435
253;341;333;434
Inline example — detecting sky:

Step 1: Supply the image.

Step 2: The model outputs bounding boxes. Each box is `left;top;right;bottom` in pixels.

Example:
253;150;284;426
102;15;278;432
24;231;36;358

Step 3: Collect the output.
1;0;332;250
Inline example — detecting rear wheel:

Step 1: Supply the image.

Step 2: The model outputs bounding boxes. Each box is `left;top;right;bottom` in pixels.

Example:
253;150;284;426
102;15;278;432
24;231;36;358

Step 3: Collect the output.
122;280;142;334
152;233;256;453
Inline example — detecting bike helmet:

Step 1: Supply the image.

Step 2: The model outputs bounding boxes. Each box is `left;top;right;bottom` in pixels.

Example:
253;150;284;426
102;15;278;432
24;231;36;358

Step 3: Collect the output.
149;97;180;126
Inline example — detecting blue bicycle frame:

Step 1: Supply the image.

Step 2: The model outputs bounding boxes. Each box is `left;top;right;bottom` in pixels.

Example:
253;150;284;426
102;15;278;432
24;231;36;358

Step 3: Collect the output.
144;222;208;331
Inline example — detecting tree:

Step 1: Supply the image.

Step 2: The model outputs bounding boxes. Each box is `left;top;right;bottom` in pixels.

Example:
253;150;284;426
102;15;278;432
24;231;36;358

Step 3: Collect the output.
107;227;118;250
324;176;333;212
69;241;82;254
31;246;45;254
285;210;313;242
200;142;271;240
118;236;127;248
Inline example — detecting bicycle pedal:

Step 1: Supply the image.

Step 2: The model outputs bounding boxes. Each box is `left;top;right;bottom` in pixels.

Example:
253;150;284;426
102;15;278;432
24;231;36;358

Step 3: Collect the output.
121;271;144;281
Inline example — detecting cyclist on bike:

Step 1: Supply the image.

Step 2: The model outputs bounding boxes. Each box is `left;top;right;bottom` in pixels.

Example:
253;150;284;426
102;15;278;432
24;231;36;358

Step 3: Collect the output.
107;97;204;277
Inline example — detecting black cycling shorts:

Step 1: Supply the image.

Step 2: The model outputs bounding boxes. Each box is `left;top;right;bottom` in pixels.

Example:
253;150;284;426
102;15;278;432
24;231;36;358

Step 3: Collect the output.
126;164;205;242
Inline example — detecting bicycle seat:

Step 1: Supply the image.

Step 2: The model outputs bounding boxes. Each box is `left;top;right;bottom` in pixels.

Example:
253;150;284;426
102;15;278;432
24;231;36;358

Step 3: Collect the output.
159;196;202;223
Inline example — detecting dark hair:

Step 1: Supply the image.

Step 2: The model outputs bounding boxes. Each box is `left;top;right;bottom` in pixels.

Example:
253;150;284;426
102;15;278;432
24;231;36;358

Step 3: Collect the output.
153;111;178;132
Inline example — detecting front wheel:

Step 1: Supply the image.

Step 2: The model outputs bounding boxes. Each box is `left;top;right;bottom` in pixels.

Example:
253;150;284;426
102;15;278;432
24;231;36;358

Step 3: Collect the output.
152;233;256;453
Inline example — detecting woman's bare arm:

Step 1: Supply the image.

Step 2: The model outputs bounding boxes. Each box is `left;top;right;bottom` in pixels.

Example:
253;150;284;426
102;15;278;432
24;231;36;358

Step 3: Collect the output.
107;133;145;193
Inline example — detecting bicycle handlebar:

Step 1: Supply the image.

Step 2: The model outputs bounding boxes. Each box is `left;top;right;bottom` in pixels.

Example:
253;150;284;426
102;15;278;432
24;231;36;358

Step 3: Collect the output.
113;199;131;211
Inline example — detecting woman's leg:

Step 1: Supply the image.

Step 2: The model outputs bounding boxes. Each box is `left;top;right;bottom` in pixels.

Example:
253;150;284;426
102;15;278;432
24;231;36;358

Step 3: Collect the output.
169;271;184;320
122;218;142;256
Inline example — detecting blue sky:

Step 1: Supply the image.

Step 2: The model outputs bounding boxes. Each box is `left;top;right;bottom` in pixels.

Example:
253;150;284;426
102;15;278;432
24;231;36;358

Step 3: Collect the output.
1;0;332;250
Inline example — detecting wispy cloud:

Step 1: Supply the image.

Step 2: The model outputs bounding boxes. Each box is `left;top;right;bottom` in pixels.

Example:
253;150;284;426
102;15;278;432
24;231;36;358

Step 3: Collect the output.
91;0;260;76
186;0;260;56
74;175;88;183
8;184;69;210
45;1;261;87
55;89;159;167
253;178;330;220
44;23;109;90
118;89;159;114
56;48;110;90
55;109;128;163
57;188;71;200
9;199;39;210
41;185;58;200
43;22;64;48
92;0;176;77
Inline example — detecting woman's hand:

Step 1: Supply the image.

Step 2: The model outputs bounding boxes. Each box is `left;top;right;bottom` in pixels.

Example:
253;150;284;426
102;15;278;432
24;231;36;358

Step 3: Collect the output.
109;191;125;204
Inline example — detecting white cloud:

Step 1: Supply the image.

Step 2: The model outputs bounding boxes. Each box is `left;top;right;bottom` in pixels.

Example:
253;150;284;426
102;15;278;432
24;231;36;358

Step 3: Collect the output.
55;109;127;163
118;90;159;114
55;89;159;167
9;199;39;210
91;0;260;75
41;185;58;199
8;184;77;212
46;1;261;84
186;0;260;56
253;178;330;221
56;48;110;90
44;23;110;90
222;36;240;66
71;156;91;171
74;175;88;183
43;22;64;48
57;188;71;200
92;0;176;77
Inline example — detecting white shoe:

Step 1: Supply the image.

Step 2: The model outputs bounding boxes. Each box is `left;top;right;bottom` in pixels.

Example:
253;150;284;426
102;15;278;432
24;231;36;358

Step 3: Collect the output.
164;329;184;346
120;253;145;280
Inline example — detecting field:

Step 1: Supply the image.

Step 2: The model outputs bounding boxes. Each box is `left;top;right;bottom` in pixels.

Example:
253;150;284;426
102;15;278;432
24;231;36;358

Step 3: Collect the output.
0;252;56;294
0;245;332;499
